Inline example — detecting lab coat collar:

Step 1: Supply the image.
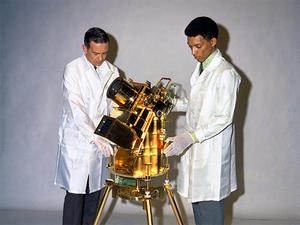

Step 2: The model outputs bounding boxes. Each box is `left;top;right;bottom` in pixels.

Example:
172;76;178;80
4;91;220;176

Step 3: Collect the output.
81;54;112;74
80;55;115;90
190;49;222;86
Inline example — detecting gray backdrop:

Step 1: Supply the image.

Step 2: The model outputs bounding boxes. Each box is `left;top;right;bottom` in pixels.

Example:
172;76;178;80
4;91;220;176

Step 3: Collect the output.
1;0;300;222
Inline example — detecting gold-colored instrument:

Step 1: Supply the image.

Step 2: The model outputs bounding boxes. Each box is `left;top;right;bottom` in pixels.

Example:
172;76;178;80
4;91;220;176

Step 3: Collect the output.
93;77;183;225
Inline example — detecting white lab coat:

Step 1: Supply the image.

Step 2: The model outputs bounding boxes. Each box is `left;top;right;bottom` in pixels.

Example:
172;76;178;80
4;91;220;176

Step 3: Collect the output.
54;55;119;194
173;49;241;202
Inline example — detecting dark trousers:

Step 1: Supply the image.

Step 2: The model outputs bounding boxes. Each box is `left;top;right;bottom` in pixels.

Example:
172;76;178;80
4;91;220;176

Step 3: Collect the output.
62;181;101;225
192;199;225;225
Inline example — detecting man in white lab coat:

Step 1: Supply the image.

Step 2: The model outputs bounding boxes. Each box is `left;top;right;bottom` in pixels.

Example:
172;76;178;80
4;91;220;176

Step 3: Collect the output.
165;17;241;225
54;27;119;225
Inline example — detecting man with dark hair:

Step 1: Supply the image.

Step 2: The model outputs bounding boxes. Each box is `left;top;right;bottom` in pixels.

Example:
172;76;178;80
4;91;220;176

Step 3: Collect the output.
165;17;241;225
84;27;110;48
54;27;120;225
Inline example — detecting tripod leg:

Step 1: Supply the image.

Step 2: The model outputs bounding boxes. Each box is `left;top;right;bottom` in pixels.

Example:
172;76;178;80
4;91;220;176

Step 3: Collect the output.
144;198;153;225
93;179;114;225
164;183;184;225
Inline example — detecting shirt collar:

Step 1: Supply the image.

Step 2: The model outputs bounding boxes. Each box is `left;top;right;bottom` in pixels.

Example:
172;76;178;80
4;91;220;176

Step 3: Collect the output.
202;49;218;70
83;54;107;71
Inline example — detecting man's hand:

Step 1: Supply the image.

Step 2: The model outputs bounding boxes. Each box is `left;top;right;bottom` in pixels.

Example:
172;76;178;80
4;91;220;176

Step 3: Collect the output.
164;132;195;157
95;136;114;157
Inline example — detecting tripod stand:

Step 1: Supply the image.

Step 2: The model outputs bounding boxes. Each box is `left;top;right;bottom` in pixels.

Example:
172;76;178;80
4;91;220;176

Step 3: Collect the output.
93;159;184;225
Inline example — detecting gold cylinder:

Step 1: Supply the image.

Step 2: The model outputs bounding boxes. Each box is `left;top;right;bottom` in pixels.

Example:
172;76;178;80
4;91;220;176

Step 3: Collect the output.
133;154;144;177
143;132;151;165
150;117;158;175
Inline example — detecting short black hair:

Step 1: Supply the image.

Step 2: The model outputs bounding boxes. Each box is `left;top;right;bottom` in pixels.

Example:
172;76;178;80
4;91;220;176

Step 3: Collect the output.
84;27;109;49
184;17;218;40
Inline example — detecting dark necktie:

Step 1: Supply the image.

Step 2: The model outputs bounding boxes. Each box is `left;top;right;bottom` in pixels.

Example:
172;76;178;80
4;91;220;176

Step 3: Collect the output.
94;66;97;70
199;62;203;75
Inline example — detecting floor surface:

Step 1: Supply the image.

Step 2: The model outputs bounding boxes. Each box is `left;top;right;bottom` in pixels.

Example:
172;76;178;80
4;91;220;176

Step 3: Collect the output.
0;210;299;225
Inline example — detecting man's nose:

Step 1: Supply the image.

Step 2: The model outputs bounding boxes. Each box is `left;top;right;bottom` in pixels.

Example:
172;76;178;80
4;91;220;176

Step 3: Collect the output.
191;47;196;56
191;47;197;56
98;54;104;61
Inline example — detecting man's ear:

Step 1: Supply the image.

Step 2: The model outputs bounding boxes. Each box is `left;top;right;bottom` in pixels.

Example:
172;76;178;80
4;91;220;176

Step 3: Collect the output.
82;44;87;54
210;38;217;47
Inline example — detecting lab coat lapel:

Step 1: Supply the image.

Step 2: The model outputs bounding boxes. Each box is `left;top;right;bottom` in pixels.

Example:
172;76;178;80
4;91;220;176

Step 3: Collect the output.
190;62;201;86
98;61;114;90
95;61;115;118
190;49;222;87
84;67;98;100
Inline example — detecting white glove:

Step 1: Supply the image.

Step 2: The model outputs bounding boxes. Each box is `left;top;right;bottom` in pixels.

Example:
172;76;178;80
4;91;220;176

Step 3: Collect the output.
164;132;194;157
95;136;114;157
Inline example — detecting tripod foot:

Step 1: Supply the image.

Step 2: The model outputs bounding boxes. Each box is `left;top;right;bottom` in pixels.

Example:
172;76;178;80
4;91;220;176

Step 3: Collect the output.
144;197;153;225
93;179;114;225
164;183;184;225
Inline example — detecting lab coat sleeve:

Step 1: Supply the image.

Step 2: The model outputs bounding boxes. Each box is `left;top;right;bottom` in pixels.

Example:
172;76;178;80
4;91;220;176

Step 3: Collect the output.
194;69;240;143
62;65;98;143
